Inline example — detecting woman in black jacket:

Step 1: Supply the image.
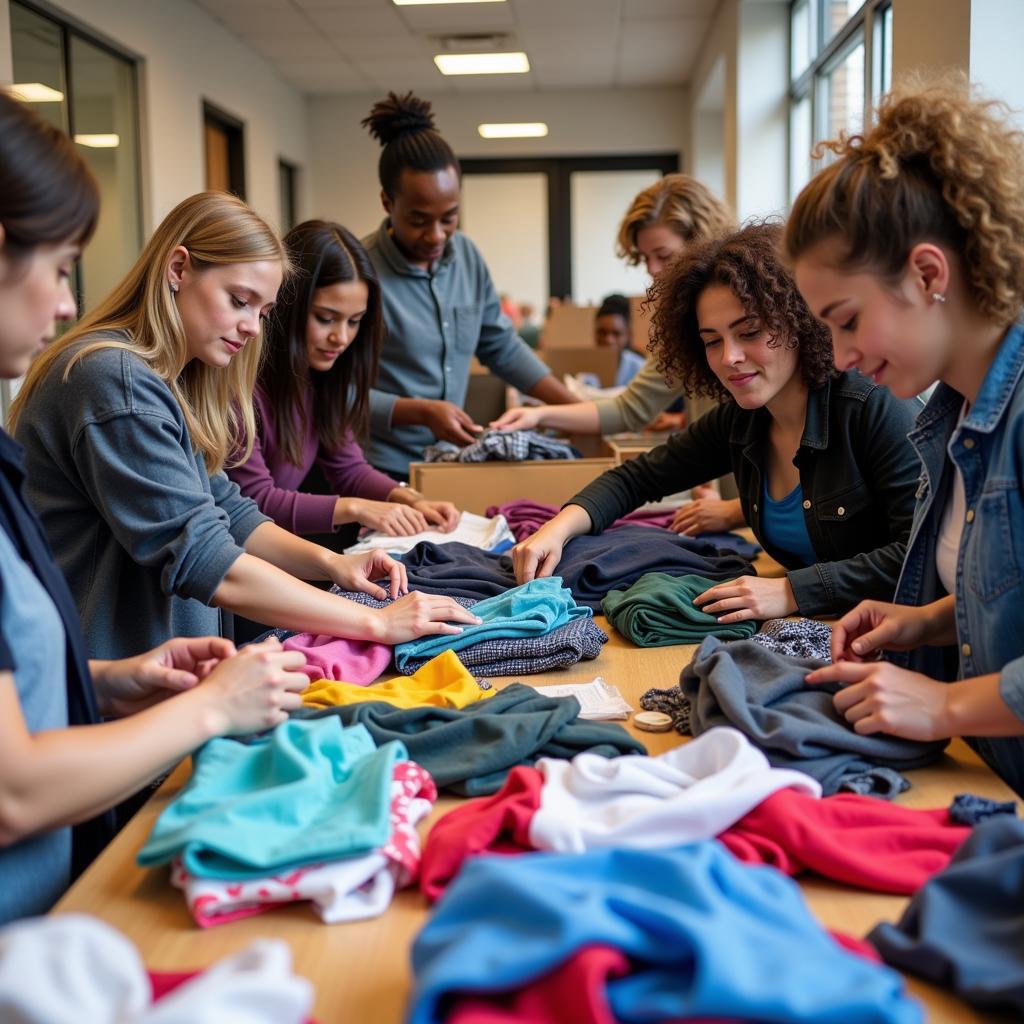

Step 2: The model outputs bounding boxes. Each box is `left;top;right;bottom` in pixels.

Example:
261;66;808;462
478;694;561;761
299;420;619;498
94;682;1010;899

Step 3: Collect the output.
513;222;921;622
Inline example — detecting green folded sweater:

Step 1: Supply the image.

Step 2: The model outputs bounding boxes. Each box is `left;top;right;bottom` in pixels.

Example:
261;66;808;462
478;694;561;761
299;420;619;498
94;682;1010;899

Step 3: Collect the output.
602;572;758;647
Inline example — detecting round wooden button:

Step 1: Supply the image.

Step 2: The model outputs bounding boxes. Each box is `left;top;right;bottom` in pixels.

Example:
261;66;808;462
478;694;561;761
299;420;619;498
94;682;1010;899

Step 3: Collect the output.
633;711;673;732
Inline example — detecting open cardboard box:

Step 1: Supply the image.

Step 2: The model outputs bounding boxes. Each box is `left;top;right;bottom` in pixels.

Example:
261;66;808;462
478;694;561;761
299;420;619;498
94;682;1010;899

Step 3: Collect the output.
409;458;615;515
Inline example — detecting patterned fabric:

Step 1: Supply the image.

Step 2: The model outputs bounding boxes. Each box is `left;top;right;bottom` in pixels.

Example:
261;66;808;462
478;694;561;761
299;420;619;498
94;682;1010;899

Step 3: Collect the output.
424;429;578;463
751;618;834;662
397;614;608;678
639;686;692;734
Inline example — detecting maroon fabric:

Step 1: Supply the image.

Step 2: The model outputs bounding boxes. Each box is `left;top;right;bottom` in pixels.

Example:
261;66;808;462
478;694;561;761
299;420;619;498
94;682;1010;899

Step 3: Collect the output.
487;500;675;543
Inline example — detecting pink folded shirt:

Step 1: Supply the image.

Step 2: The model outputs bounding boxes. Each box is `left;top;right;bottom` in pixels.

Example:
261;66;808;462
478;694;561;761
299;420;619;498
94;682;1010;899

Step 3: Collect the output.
283;632;392;685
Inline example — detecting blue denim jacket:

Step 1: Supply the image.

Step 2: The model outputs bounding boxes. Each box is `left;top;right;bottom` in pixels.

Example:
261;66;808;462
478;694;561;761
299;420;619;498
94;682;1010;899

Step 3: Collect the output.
893;320;1024;794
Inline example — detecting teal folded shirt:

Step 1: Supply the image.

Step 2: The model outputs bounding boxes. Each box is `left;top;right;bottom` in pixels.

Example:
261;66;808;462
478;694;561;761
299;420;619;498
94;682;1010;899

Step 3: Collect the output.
394;576;591;671
137;718;404;879
602;572;758;647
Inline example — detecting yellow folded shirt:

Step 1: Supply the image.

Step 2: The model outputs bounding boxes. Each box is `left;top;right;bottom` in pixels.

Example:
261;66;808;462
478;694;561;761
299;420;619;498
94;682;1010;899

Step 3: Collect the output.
300;649;494;711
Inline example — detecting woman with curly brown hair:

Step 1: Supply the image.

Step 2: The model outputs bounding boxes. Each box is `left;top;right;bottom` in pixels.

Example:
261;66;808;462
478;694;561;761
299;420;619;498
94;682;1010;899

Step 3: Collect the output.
512;221;921;622
789;83;1024;795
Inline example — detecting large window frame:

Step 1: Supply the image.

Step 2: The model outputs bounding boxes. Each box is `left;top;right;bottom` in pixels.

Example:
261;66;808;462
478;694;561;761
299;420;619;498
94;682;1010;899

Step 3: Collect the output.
788;0;892;203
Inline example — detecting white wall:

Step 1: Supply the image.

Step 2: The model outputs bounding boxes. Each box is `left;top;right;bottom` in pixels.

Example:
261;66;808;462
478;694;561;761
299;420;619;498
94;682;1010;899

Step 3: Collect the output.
2;0;309;234
307;87;689;239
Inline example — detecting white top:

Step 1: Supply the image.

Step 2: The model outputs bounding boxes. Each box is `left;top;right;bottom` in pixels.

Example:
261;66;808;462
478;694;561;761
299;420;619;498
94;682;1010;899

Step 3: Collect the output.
529;726;821;854
936;403;969;595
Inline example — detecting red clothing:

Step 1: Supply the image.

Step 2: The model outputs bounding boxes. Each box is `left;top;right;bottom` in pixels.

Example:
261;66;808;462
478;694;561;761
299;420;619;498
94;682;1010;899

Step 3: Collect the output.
227;386;397;536
718;788;970;894
419;765;541;901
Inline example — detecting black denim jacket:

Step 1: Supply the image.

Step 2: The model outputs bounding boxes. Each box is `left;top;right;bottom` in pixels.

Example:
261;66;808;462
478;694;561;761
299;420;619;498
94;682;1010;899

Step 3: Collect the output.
571;371;921;617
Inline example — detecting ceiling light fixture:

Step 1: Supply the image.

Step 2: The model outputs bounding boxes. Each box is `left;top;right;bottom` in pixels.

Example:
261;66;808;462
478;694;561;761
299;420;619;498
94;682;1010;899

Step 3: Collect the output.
74;133;120;148
434;51;529;75
10;82;65;102
478;122;548;139
395;1;506;6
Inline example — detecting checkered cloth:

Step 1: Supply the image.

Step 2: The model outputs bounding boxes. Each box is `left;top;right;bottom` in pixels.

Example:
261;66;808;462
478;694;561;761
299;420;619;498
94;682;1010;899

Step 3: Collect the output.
325;588;606;678
639;685;692;735
424;429;578;463
750;618;833;662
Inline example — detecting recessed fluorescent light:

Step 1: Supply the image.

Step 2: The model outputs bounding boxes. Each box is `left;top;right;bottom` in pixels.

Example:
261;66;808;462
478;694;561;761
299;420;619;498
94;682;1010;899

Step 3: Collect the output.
478;122;548;139
395;1;505;5
10;82;65;102
434;51;529;75
74;133;120;148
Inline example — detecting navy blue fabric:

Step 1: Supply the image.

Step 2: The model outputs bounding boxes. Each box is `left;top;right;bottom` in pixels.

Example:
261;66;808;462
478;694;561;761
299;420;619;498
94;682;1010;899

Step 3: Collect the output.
0;429;112;877
869;817;1024;1013
399;542;515;601
948;793;1017;825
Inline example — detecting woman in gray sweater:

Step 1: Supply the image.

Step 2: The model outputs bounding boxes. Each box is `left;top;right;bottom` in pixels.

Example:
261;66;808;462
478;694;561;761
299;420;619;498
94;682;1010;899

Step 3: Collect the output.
10;191;478;659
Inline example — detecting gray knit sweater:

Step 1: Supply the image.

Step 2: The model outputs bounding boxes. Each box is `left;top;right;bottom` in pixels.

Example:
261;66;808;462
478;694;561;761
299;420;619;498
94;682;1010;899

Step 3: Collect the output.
14;338;268;658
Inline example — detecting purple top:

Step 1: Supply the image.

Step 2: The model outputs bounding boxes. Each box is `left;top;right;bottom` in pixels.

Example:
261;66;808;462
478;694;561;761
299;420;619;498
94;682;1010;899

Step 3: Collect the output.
227;386;398;535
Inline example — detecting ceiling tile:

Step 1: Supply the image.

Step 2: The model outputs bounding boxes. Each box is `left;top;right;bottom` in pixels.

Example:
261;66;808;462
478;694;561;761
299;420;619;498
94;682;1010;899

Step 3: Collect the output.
291;0;383;8
395;3;518;32
303;5;406;34
448;72;536;93
242;32;341;60
201;5;319;36
622;0;716;18
275;58;371;91
508;0;619;29
352;54;447;90
517;25;616;59
617;18;703;85
530;51;615;88
330;32;428;58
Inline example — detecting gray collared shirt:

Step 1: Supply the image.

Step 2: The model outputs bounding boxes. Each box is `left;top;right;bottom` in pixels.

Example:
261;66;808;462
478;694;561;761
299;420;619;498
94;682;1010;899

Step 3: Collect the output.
362;220;551;478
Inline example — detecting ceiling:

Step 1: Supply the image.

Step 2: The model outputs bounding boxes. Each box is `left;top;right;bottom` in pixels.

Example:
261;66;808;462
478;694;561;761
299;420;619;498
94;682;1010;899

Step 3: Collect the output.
191;0;717;95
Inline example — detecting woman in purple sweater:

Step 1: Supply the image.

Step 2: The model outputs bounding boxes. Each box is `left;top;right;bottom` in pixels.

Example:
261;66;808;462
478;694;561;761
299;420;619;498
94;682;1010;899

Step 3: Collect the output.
228;220;459;544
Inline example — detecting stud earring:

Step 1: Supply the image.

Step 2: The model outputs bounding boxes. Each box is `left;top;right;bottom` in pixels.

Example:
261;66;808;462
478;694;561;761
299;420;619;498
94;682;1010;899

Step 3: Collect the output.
931;292;946;304
169;282;179;295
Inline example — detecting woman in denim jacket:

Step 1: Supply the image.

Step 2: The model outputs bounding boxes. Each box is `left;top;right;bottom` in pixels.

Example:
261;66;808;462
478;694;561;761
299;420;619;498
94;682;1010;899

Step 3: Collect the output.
790;83;1024;795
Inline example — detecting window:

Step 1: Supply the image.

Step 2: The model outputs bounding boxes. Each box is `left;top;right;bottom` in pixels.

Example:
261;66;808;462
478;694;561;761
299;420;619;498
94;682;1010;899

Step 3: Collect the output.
203;102;246;199
788;0;891;202
10;1;142;311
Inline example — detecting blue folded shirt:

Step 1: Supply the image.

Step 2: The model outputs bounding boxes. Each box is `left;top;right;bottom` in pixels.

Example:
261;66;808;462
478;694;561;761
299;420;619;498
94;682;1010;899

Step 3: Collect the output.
394;576;591;671
137;718;403;879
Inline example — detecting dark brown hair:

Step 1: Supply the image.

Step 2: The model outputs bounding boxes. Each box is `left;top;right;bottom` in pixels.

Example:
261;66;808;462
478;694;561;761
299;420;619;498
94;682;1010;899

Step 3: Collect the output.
0;91;99;257
649;221;835;400
784;79;1024;325
259;220;383;465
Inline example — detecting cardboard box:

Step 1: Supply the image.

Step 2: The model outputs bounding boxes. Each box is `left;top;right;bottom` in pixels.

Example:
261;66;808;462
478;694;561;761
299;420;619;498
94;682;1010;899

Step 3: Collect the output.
540;304;597;348
409;458;615;515
541;345;620;387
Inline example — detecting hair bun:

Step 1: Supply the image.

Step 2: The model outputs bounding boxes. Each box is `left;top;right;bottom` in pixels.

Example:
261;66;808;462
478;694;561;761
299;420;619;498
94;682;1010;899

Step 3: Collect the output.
362;91;437;146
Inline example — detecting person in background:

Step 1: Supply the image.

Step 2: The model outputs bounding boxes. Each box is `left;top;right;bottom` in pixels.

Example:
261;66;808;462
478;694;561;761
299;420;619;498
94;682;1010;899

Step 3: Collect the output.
518;302;540;349
788;82;1024;797
227;219;459;547
493;173;741;534
360;91;576;480
512;223;922;624
594;293;645;387
0;91;311;924
10;191;479;661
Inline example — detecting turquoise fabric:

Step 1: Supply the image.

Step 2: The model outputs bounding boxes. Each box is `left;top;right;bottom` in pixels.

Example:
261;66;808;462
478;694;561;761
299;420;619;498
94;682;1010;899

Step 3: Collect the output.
137;719;403;879
602;572;758;647
394;577;591;671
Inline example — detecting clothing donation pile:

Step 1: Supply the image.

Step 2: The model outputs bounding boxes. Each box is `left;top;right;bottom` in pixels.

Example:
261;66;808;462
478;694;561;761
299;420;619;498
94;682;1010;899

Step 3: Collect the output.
423;429;579;463
345;511;515;557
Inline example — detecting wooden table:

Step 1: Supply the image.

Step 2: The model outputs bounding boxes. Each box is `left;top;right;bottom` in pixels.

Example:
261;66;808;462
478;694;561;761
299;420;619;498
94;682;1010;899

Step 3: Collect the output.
57;609;1016;1023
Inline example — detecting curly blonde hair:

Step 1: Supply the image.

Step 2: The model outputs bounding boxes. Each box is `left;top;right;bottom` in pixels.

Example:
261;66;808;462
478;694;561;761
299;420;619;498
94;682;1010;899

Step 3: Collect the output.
784;78;1024;325
616;174;734;266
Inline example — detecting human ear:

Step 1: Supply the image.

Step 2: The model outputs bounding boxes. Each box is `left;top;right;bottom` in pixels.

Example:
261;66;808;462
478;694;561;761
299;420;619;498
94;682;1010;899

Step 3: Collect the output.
166;245;192;290
906;243;951;304
380;189;392;215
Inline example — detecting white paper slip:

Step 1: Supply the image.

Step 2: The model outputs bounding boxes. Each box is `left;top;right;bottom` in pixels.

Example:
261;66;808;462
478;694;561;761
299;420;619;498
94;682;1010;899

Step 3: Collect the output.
531;677;633;720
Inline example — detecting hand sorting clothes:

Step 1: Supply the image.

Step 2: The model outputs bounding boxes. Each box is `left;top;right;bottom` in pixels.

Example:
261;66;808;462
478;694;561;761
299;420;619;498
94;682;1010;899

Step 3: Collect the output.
423;429;579;463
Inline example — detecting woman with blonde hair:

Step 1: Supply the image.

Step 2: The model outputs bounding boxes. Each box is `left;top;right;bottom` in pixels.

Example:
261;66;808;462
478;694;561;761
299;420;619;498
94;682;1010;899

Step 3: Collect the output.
788;82;1024;795
11;191;478;660
492;173;743;535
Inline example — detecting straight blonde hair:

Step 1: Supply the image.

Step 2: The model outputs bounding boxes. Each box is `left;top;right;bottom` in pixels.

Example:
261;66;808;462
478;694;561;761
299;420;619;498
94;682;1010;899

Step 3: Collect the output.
9;191;289;473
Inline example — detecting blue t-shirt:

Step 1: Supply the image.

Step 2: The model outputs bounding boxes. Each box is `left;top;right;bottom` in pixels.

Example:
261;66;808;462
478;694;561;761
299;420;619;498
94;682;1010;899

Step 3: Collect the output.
760;479;817;567
0;524;70;923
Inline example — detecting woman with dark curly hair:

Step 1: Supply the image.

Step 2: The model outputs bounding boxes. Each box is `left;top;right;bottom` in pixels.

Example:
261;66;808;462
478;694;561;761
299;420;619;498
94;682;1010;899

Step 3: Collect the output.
512;222;922;622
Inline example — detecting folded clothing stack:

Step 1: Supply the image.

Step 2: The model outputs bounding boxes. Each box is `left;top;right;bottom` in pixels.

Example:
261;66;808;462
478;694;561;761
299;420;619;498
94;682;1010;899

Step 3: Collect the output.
293;682;646;797
137;719;433;926
344;510;514;557
602;571;758;646
681;636;947;797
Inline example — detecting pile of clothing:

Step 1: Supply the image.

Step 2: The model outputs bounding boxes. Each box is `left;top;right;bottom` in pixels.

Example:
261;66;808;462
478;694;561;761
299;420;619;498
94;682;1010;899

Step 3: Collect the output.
345;511;515;557
424;429;579;463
